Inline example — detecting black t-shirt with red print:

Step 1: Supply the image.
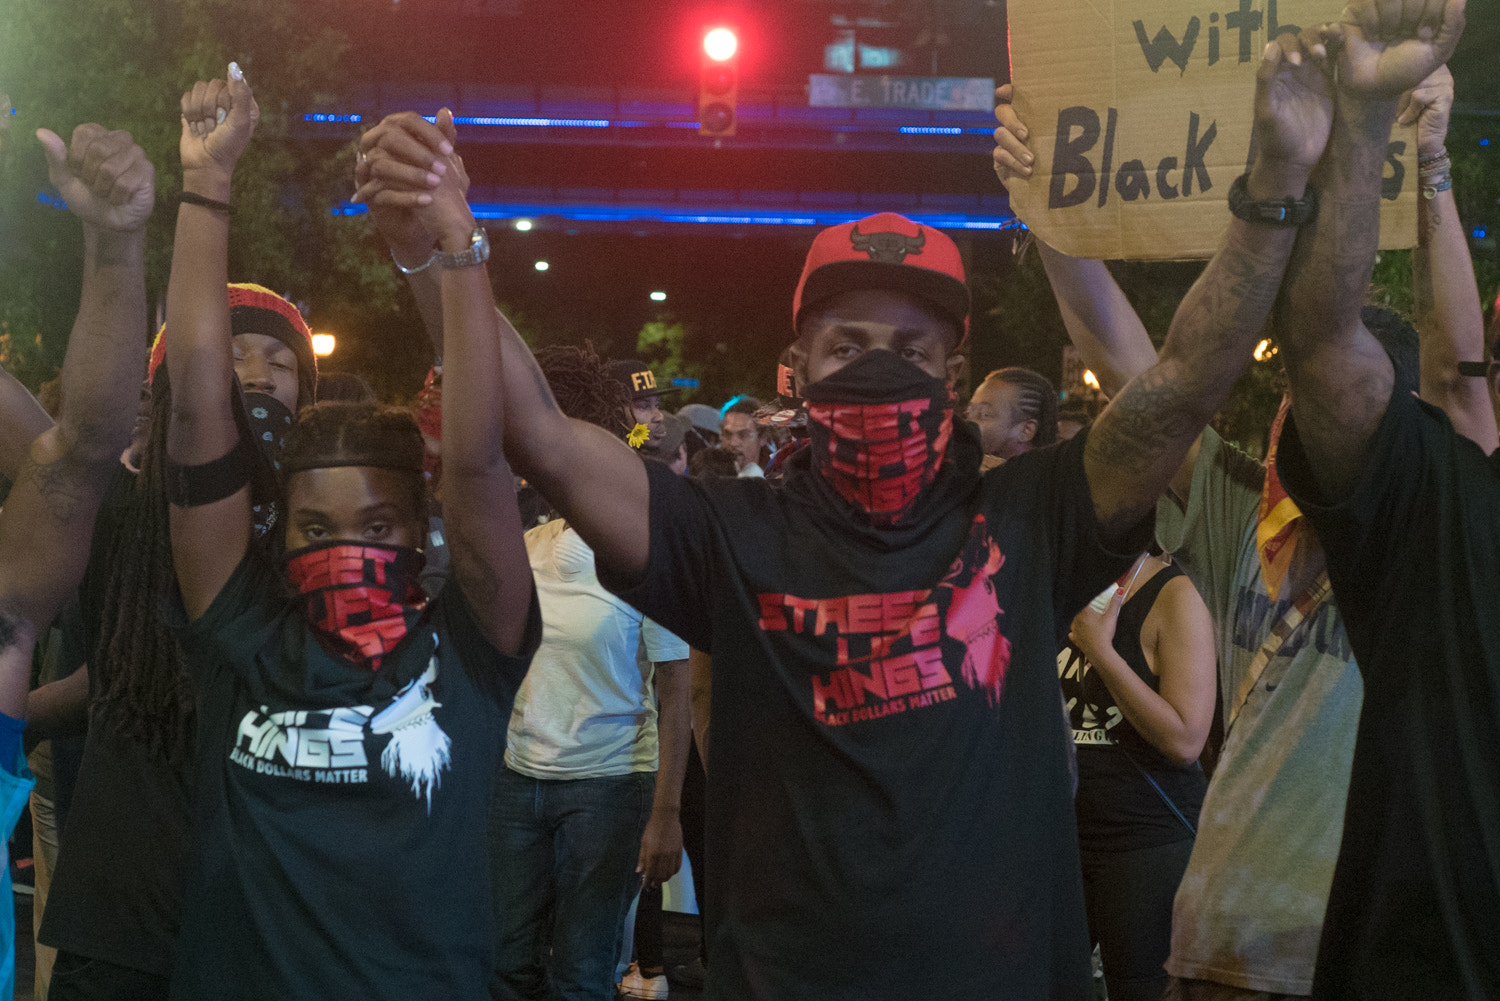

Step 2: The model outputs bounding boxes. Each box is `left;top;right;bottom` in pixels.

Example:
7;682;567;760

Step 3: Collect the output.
604;422;1150;1001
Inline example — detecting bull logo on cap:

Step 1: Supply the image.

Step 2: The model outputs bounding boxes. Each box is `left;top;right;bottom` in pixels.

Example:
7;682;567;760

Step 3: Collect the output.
849;223;926;264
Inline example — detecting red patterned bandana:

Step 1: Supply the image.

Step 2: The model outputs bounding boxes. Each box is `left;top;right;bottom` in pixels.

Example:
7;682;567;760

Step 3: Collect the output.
284;543;426;670
803;351;954;526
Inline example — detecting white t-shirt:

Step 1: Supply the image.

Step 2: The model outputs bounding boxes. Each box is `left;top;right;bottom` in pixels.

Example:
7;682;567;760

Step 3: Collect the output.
505;520;690;779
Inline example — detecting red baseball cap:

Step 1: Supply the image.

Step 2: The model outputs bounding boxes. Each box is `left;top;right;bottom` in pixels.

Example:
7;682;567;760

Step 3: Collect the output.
792;213;970;340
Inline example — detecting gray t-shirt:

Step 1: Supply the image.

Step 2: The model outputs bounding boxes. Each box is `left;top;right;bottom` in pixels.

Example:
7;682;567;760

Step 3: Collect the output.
1156;428;1361;995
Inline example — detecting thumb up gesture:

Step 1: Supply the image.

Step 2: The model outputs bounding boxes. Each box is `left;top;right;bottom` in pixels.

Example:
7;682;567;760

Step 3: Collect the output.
37;125;155;232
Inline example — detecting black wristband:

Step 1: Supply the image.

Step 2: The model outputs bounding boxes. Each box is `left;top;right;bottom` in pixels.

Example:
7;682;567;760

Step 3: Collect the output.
1227;173;1318;227
165;432;255;507
179;190;235;216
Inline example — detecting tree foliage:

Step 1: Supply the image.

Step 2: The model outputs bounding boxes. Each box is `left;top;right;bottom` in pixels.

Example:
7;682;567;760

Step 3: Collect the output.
0;0;407;391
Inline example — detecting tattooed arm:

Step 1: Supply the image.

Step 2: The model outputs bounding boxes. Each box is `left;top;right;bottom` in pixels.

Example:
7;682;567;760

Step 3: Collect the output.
1083;34;1331;540
993;87;1204;509
1274;0;1468;498
0;126;152;717
1404;66;1495;452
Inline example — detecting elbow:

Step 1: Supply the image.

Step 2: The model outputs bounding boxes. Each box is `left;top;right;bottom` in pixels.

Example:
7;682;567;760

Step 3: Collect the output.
1163;728;1209;768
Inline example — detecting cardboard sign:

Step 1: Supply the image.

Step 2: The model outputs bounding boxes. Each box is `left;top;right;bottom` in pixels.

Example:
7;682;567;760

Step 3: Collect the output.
1005;0;1417;260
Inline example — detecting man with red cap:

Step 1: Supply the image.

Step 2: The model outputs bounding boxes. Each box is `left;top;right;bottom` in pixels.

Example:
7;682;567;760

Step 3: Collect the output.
359;45;1331;993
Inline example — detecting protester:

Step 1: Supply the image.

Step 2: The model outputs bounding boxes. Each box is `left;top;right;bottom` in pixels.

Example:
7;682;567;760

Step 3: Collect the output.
609;360;676;450
966;366;1059;460
163;67;537;1000
1259;3;1497;997
992;22;1486;998
1059;549;1214;1001
0;120;153;1001
489;343;690;1001
717;398;765;476
37;166;318;1001
676;404;721;448
358;37;1331;995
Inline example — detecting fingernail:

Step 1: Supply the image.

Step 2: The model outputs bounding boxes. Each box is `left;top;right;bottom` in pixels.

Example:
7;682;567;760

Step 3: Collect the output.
1287;49;1302;65
439;141;454;156
1017;128;1028;141
432;160;447;175
229;61;243;81
1022;151;1034;164
426;172;441;185
1263;41;1276;59
216;108;227;124
417;194;433;204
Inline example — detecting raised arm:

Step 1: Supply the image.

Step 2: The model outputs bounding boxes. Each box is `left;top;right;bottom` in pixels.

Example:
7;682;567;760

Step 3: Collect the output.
358;113;651;580
1080;36;1331;540
1274;0;1467;498
410;142;535;655
165;66;259;620
1402;66;1496;452
0;125;153;716
993;88;1208;506
992;85;1159;399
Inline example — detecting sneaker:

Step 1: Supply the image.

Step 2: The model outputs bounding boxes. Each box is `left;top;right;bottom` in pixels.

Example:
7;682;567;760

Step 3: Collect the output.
619;961;669;1000
668;956;706;989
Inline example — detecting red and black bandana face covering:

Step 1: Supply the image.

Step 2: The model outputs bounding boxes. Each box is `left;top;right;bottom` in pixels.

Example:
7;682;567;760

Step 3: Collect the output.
802;349;954;526
283;542;426;670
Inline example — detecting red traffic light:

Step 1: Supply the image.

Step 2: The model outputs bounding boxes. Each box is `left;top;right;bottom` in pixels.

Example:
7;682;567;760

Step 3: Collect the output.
703;27;738;62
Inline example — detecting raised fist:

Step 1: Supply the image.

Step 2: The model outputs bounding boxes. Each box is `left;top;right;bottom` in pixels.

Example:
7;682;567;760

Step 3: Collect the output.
1251;29;1334;174
37;125;155;232
1330;0;1466;101
180;62;260;175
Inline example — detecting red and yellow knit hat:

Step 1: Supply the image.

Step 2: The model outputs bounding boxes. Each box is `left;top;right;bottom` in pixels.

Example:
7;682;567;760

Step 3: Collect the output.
148;283;318;406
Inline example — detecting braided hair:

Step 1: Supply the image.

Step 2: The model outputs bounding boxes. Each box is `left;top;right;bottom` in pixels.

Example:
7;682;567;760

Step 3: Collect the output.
986;367;1059;449
535;342;633;438
89;367;302;766
88;373;205;764
281;401;427;521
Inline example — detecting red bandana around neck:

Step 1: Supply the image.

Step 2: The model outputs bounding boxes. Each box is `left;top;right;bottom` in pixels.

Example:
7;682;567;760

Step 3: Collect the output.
284;542;427;670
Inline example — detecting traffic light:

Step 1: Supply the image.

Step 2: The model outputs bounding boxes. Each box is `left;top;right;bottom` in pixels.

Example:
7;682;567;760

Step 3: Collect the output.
699;27;738;138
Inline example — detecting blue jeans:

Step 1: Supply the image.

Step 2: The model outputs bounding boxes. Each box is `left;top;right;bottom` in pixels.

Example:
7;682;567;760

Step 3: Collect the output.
488;766;654;1001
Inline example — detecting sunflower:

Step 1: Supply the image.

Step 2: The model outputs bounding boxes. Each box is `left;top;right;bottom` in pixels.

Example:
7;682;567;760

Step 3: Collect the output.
627;423;651;449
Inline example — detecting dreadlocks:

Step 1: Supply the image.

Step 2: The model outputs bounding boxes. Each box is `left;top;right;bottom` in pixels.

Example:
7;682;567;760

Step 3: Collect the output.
535;342;633;438
90;369;302;766
89;374;196;764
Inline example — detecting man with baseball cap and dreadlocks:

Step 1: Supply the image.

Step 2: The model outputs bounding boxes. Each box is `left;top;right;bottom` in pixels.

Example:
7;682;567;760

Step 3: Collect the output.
359;45;1328;993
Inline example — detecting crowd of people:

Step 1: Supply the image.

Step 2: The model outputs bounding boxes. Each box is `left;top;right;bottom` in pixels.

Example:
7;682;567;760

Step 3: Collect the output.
0;1;1494;1000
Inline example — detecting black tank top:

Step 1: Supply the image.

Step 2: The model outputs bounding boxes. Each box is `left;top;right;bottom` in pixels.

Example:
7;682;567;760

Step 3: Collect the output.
1058;562;1207;851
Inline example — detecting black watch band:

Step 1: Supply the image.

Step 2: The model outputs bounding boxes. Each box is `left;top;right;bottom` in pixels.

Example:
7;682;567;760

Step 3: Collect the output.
1227;173;1318;227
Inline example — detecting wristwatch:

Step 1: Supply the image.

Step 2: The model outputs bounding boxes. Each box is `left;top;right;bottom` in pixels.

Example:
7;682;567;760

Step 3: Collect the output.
1227;173;1318;227
435;227;491;269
